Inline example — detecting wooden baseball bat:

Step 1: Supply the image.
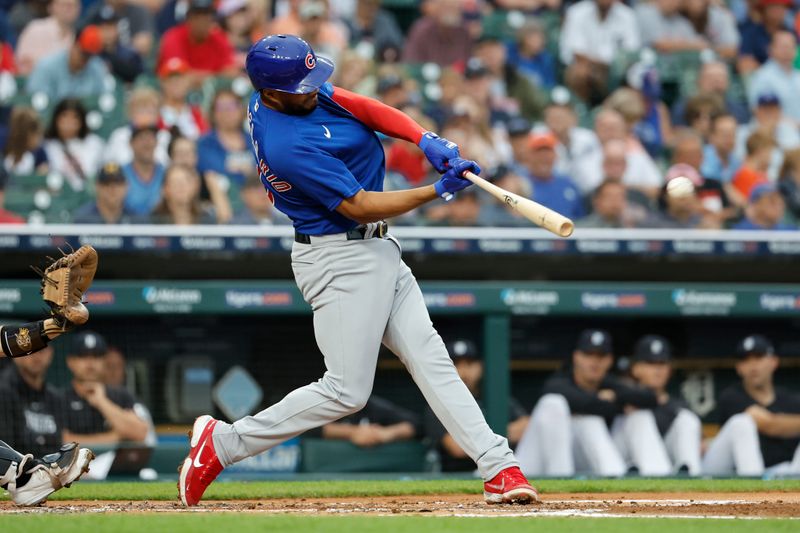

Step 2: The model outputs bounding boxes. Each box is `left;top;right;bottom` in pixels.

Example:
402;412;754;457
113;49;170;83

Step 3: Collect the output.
462;171;574;238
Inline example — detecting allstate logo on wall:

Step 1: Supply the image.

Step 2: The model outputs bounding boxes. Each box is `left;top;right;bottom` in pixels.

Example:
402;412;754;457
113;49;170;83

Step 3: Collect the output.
142;286;202;313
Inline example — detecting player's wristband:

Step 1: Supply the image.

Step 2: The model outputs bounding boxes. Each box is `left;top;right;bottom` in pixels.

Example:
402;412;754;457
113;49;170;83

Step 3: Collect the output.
0;321;49;358
434;180;454;202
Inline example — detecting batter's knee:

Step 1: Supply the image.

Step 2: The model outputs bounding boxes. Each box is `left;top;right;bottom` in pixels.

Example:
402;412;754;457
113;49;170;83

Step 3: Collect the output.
676;409;702;431
336;387;372;414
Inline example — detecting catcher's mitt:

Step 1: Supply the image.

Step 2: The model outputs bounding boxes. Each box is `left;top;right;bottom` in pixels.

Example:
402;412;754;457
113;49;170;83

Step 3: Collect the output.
37;245;98;332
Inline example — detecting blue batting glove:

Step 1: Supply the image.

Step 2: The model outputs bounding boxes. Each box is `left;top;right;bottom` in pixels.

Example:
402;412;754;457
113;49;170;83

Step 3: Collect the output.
418;131;460;173
433;157;481;201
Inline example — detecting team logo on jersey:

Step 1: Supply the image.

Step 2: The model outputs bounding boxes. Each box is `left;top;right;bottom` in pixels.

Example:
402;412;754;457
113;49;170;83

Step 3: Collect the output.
305;52;316;69
15;328;32;351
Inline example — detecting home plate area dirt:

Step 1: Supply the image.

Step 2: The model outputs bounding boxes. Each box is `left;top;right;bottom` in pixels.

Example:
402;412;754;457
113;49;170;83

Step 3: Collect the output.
1;492;799;518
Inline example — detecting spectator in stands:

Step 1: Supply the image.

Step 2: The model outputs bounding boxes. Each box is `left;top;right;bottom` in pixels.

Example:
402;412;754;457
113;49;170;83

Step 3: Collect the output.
229;172;291;225
627;335;702;475
506;18;556;91
197;89;251;190
149;164;216;224
218;0;253;67
672;61;750;126
671;131;732;219
778;148;800;222
506;116;533;171
472;35;546;123
424;339;530;472
375;73;408;110
737;0;793;76
26;25;110;103
3;107;49;176
682;0;740;60
106;87;171;166
747;31;800;124
43;98;105;191
159;57;208;140
167;134;197;169
298;1;348;64
682;92;725;142
403;0;473;67
73;162;136;224
158;0;237;86
593;107;663;200
635;0;711;54
63;331;149;445
599;139;652;210
0;344;63;458
517;329;665;477
732;129;773;200
736;93;800;182
605;84;671;161
344;0;404;63
267;0;348;55
732;183;795;230
623;65;673;159
539;90;603;195
123;123;166;215
560;0;640;106
14;0;80;75
578;180;642;228
703;334;800;476
168;134;231;221
83;0;155;57
478;167;534;226
91;5;144;83
321;395;420;448
155;0;189;35
332;49;376;95
702;114;744;201
523;132;584;220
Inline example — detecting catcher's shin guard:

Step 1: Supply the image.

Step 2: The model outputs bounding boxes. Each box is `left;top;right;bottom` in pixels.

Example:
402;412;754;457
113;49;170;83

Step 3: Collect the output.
0;321;49;358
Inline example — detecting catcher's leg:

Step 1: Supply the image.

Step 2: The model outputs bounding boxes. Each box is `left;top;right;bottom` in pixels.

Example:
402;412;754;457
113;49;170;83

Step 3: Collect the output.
0;441;94;506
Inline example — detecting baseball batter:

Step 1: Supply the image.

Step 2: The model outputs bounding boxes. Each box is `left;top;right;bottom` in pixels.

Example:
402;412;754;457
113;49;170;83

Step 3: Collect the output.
179;34;538;506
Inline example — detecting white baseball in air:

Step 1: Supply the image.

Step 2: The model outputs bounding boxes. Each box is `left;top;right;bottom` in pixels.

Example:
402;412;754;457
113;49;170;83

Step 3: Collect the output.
667;176;695;198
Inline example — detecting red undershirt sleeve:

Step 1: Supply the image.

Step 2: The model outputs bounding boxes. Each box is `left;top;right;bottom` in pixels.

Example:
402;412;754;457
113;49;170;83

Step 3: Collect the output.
330;86;426;145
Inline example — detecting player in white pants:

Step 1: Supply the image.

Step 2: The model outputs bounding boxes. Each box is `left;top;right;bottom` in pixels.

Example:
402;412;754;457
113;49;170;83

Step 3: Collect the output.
702;334;800;477
516;329;668;477
622;335;702;475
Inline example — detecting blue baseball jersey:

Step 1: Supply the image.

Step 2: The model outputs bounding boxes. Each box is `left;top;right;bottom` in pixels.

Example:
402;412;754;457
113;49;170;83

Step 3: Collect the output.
246;83;386;234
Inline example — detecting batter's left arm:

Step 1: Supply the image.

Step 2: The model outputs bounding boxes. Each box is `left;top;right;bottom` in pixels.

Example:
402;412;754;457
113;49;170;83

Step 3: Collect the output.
330;86;425;144
330;86;459;173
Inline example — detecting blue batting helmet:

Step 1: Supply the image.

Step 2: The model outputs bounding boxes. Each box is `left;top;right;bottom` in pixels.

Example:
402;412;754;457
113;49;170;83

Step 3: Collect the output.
246;34;334;94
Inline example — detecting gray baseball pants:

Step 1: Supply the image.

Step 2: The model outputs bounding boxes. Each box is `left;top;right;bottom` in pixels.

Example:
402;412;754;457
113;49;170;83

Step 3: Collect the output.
211;232;517;480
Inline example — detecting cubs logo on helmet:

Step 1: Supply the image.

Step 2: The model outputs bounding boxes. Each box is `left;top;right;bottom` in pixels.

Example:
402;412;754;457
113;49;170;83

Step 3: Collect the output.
245;34;334;95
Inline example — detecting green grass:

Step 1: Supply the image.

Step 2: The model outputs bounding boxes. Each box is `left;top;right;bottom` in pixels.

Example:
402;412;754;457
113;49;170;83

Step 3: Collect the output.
1;515;798;533
22;477;800;501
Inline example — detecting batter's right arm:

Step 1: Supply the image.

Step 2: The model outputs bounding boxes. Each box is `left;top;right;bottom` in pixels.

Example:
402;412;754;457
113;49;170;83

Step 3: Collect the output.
337;159;481;223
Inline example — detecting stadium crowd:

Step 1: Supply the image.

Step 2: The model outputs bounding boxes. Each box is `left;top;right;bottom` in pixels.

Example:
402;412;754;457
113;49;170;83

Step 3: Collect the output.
0;0;800;230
